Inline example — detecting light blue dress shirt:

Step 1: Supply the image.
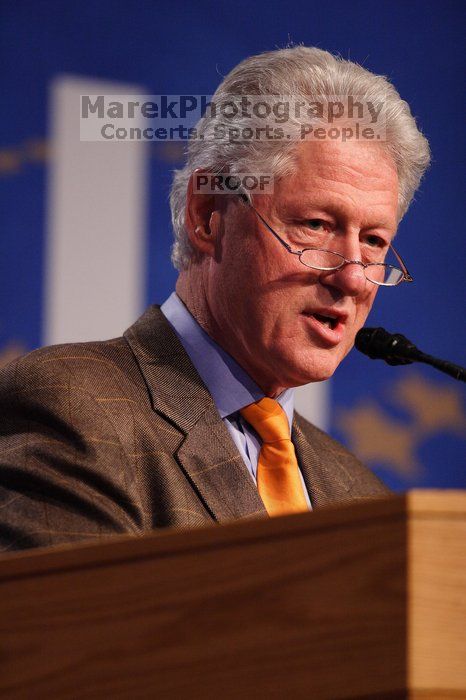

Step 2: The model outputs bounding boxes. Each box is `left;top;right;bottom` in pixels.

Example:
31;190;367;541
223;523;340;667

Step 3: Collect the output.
161;292;312;509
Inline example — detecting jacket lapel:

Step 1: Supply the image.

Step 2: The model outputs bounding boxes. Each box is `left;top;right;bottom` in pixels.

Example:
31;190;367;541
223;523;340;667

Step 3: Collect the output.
292;414;354;508
124;305;267;523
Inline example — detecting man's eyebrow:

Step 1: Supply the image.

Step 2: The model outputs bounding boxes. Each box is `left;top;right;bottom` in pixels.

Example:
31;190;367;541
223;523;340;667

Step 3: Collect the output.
284;199;397;230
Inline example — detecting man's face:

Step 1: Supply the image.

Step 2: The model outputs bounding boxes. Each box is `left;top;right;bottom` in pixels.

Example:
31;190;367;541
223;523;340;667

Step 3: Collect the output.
202;139;399;396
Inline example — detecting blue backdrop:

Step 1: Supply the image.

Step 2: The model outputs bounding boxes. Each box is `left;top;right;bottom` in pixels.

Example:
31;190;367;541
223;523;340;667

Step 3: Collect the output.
1;0;465;491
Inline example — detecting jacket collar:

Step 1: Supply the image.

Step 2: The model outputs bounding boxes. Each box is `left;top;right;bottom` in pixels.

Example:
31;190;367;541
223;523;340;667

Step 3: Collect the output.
124;305;267;523
293;414;354;508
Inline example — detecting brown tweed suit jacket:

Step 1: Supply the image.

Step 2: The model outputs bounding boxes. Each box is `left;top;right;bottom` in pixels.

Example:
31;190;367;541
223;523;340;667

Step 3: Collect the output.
0;305;389;552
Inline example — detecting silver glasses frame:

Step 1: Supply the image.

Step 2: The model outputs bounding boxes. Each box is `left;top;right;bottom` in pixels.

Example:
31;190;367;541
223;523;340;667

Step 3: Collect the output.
238;193;413;287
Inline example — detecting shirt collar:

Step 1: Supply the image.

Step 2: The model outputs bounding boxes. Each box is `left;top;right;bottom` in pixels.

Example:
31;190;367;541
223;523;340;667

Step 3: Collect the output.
160;293;294;429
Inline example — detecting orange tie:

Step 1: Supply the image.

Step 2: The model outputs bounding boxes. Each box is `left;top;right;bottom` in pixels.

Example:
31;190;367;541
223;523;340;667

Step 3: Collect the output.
240;397;308;516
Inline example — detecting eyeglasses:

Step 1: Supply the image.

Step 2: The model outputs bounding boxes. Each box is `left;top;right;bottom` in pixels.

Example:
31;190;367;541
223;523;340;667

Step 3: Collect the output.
239;194;413;287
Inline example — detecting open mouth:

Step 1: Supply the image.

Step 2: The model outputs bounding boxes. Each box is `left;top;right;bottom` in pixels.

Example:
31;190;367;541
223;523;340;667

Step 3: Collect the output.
301;309;346;345
302;311;341;331
311;313;338;330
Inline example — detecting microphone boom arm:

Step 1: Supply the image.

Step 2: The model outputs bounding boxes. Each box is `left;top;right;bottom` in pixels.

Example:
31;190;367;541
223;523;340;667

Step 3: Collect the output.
355;327;466;382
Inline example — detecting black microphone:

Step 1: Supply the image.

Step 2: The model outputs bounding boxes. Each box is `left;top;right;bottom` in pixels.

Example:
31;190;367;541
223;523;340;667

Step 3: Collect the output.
355;327;466;382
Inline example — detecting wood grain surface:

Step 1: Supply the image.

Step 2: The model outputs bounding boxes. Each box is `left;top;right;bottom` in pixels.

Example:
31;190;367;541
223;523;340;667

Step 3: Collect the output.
0;491;464;699
409;492;466;695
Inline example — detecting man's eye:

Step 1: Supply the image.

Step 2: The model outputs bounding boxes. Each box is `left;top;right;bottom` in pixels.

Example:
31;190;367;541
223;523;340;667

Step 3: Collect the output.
304;219;327;231
365;234;387;248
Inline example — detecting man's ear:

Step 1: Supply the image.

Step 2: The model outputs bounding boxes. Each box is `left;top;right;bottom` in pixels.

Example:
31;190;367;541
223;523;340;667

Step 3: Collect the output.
185;169;220;258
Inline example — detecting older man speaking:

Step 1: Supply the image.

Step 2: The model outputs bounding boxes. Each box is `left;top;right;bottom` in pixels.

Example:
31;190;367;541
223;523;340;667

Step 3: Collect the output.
0;46;430;551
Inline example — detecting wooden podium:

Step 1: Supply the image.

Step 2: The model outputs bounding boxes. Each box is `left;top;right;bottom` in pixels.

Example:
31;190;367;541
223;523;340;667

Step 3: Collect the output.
0;490;464;699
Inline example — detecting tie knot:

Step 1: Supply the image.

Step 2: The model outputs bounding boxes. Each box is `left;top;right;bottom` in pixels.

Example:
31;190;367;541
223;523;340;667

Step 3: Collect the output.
240;397;290;443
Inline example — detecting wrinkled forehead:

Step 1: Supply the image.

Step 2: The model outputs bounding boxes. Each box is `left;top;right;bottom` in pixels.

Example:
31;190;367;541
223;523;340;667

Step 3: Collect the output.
271;139;399;226
290;138;398;182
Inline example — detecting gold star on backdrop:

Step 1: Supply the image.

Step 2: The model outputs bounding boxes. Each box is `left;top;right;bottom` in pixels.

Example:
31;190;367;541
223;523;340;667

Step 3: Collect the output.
0;139;48;176
337;372;466;479
391;374;466;436
337;401;420;477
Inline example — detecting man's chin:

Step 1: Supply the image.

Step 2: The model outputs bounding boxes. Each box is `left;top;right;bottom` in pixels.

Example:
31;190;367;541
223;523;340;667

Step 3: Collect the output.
301;367;336;384
257;345;342;391
293;349;343;384
279;361;338;388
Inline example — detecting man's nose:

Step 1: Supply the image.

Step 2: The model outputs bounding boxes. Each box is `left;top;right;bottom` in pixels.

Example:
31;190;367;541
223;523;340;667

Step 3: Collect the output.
319;234;369;296
320;258;368;297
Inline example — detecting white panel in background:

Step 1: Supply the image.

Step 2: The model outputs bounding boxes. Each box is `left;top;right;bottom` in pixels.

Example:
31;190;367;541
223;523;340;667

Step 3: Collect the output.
45;76;148;344
294;381;329;432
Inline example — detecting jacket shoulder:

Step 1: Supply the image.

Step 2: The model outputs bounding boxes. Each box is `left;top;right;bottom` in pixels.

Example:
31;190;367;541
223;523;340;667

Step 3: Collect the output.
0;337;143;400
0;337;150;551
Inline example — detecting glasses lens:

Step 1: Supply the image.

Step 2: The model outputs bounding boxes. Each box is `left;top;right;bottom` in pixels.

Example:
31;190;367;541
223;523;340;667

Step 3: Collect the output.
365;264;404;286
298;248;405;286
299;249;345;270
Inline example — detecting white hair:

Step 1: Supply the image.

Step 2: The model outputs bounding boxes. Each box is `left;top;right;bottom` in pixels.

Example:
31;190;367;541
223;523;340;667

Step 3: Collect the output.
170;46;431;270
